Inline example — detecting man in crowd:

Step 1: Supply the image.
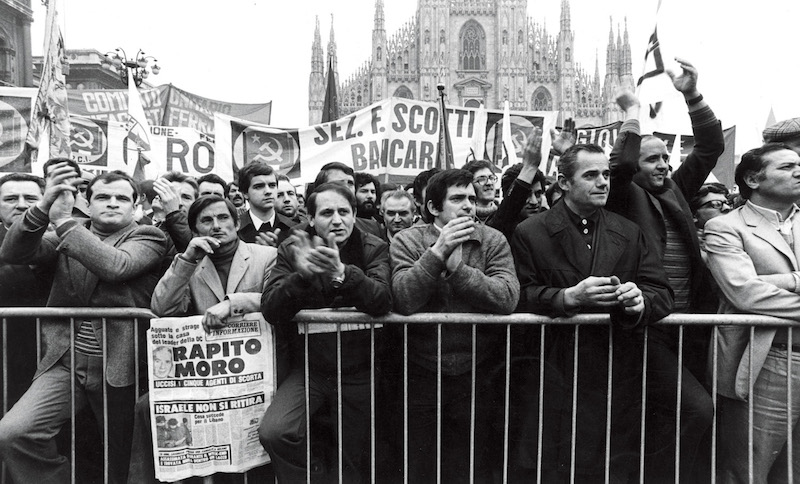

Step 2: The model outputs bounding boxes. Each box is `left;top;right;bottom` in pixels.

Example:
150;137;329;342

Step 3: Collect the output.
275;174;303;224
410;167;440;223
128;194;277;483
609;58;724;482
0;173;50;407
42;157;90;219
705;143;800;482
151;171;198;253
226;181;247;209
511;144;672;482
354;172;381;222
311;162;382;238
196;173;227;198
462;159;499;223
236;162;296;247
390;169;520;482
0;166;167;483
762;117;800;155
690;182;732;258
260;182;392;483
379;189;415;243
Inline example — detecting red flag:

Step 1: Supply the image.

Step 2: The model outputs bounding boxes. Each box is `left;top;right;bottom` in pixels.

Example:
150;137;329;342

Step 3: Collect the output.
321;58;338;123
26;0;71;160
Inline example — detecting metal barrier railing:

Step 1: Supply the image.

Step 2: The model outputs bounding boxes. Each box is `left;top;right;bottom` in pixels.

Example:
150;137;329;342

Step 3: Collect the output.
0;308;797;484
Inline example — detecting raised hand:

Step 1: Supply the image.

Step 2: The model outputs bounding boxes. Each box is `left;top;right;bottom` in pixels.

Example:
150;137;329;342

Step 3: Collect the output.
549;118;576;156
667;57;699;97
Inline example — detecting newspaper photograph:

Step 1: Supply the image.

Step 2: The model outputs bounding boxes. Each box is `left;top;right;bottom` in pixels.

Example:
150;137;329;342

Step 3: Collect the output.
147;313;275;482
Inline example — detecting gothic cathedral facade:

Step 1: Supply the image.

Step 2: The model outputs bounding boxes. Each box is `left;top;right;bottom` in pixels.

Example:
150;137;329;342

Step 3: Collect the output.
308;0;635;129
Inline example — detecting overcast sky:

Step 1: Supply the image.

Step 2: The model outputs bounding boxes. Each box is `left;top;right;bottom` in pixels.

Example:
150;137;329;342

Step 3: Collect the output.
31;0;800;154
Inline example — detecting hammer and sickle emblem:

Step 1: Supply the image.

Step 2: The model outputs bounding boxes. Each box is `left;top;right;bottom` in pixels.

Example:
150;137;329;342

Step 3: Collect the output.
253;138;283;163
69;127;94;149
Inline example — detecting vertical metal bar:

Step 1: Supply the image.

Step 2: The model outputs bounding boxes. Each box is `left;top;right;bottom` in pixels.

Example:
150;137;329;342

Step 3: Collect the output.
103;318;109;484
537;324;545;484
569;325;579;484
639;327;649;484
787;327;793;484
36;317;41;364
502;323;512;484
2;317;7;416
134;318;140;398
436;323;442;484
748;326;754;484
336;323;343;484
469;323;476;484
604;326;613;484
403;323;408;484
674;325;684;484
70;318;76;484
711;326;719;484
370;323;376;484
304;323;311;484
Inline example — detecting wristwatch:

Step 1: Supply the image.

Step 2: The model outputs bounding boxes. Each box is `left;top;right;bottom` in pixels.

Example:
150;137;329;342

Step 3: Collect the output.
331;272;346;289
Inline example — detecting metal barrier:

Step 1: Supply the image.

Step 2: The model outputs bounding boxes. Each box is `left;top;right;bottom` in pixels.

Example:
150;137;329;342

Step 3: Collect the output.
0;308;797;484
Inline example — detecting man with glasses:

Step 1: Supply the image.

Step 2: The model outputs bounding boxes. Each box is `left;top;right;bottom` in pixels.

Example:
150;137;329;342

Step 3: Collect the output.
463;159;499;223
690;182;732;258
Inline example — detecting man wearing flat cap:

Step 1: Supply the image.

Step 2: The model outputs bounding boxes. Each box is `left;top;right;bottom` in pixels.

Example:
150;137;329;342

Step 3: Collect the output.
763;117;800;155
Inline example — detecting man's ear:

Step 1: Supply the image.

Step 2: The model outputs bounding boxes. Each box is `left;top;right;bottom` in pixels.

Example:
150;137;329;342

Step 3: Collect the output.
743;171;761;192
557;173;570;192
426;199;439;218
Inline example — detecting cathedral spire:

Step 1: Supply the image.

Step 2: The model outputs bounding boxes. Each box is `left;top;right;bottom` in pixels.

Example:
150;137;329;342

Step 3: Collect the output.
606;17;616;73
327;14;338;81
560;0;571;32
623;17;632;76
374;0;385;31
311;15;323;75
308;15;326;124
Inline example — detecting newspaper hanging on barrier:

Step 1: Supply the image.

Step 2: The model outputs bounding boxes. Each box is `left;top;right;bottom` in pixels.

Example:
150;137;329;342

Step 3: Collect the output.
147;313;275;482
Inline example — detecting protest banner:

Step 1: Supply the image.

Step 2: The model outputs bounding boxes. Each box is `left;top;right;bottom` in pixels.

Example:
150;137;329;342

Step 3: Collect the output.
68;84;272;134
0;87;37;173
215;98;557;185
147;313;275;482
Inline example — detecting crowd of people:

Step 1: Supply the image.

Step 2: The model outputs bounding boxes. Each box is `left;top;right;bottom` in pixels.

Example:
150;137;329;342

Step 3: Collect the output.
0;59;798;483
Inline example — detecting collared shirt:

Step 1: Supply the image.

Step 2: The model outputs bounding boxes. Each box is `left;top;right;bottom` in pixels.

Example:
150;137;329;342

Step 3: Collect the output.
248;209;276;232
564;205;600;251
746;200;800;247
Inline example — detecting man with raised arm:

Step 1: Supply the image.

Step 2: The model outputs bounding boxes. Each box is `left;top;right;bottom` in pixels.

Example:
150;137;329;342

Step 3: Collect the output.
608;58;725;482
0;166;167;484
390;168;520;482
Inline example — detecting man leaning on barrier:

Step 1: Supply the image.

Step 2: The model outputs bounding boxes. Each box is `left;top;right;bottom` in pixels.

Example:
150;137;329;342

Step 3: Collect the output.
259;181;392;483
704;143;800;482
510;144;673;482
127;195;277;483
390;168;520;482
0;167;167;484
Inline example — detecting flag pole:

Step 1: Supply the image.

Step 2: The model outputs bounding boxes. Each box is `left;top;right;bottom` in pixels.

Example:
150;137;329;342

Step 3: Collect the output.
436;84;454;170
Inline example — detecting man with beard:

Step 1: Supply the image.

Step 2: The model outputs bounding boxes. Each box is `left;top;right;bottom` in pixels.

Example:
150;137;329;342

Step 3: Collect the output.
354;172;382;223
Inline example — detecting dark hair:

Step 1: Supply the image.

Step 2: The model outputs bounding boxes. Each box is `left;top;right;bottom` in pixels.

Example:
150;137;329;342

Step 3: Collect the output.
225;181;238;198
86;170;139;201
276;174;292;184
187;195;239;232
42;157;81;178
689;182;730;213
545;181;563;207
425;169;474;215
411;168;440;206
0;173;45;193
306;182;357;216
312;162;354;192
557;144;606;180
139;179;157;203
500;163;547;198
735;143;791;199
237;162;275;193
462;159;495;175
197;174;227;193
354;172;381;199
162;171;199;197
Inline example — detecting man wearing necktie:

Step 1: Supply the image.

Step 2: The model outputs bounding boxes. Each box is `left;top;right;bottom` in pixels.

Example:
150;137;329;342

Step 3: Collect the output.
236;162;298;247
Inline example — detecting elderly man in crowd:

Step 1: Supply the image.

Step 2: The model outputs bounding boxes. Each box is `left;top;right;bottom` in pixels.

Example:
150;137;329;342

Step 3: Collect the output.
391;168;519;482
379;189;415;243
705;143;800;483
0;166;167;484
259;181;391;483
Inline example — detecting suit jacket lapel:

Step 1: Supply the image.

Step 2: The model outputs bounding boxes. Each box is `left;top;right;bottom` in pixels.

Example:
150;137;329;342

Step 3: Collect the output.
197;256;225;301
744;205;797;269
226;243;249;293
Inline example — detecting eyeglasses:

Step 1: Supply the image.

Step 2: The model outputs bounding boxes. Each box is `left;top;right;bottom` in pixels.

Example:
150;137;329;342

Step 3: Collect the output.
474;175;498;185
698;200;730;210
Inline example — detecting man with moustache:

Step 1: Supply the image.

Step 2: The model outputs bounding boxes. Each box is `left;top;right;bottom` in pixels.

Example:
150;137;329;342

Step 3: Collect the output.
226;181;247;209
510;144;672;482
354;172;381;223
0;169;167;484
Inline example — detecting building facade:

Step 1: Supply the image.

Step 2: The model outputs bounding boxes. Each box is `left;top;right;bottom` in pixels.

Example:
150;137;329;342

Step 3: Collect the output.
308;0;635;128
0;0;34;87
